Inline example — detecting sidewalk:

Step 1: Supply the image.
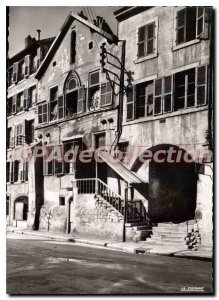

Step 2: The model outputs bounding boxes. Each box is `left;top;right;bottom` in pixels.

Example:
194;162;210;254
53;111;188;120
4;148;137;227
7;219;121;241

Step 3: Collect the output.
7;226;212;261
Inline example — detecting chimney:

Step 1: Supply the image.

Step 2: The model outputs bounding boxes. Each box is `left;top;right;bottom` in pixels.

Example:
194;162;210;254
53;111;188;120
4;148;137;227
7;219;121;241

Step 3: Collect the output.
37;29;41;41
25;35;34;48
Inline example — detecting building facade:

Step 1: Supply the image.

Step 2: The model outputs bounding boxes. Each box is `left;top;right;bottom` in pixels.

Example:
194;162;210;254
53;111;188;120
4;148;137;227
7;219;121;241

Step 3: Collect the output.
7;7;213;247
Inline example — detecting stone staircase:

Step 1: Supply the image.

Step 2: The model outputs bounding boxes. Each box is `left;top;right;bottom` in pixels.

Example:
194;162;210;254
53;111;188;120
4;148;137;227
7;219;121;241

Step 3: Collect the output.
126;223;152;242
143;222;194;247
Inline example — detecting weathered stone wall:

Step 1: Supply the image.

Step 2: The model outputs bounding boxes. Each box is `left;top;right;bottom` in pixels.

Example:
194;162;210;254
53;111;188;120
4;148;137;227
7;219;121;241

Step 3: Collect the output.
71;194;124;240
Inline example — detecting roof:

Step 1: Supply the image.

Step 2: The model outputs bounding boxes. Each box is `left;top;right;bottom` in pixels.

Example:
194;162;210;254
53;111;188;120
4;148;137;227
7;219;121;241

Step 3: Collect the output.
35;12;118;80
8;37;55;66
114;6;152;22
98;151;145;184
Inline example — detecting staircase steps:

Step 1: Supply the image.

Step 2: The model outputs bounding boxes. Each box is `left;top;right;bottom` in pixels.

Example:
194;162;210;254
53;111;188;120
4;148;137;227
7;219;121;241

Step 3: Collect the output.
142;222;191;248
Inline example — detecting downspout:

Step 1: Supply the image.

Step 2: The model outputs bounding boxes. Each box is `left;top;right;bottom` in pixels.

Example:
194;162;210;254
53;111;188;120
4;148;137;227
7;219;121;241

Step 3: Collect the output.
208;8;214;152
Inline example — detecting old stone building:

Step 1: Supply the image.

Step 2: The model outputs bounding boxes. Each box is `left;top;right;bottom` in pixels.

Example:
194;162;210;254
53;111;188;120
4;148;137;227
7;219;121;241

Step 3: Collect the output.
7;33;55;227
7;7;213;248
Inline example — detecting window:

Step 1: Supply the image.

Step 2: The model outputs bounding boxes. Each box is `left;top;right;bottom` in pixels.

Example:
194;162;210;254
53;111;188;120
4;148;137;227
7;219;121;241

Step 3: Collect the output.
70;31;76;64
135;81;154;118
8;68;13;86
176;7;205;45
7;97;12;116
17;92;24;112
30;52;38;74
100;82;112;106
138;22;156;58
18;60;25;81
27;86;37;108
44;146;54;176
50;86;59;121
174;68;196;110
12;95;17;114
38;103;48;124
15;124;24;146
6;162;10;182
66;79;78;117
126;86;135;121
59;197;65;206
64;140;82;174
117;142;129;162
44;145;64;176
88;41;93;50
95;133;106;149
20;161;28;182
25;119;35;144
10;160;19;183
88;70;100;109
125;65;207;121
196;65;207;106
6;128;12;149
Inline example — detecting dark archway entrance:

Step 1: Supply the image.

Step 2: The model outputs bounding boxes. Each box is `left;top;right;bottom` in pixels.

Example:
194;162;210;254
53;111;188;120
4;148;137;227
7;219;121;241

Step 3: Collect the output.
132;144;198;223
14;196;28;221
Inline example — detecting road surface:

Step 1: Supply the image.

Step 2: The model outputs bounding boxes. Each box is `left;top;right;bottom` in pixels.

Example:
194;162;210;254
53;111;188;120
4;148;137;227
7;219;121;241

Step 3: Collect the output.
7;232;213;294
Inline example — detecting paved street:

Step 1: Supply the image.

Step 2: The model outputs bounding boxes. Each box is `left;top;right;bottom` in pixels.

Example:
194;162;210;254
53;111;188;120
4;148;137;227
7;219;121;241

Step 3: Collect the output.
7;232;213;294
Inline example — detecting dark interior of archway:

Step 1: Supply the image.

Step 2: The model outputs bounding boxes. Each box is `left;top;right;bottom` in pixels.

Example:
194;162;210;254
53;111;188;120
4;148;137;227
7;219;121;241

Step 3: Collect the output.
148;148;198;223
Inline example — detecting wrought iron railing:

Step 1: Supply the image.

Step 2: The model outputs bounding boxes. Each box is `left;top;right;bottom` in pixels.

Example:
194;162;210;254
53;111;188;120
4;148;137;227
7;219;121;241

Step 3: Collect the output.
127;200;147;223
76;178;147;223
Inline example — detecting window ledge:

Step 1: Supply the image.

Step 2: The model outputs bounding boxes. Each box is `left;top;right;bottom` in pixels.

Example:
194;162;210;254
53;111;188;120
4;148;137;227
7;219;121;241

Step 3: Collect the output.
134;53;158;64
123;105;208;126
172;39;200;51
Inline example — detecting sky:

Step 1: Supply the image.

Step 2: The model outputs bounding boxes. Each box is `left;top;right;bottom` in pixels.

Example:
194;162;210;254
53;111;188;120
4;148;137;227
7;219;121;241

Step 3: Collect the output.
8;6;120;57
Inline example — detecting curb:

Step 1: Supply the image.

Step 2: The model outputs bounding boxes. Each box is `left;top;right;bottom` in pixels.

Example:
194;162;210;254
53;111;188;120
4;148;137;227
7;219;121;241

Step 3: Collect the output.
7;228;212;260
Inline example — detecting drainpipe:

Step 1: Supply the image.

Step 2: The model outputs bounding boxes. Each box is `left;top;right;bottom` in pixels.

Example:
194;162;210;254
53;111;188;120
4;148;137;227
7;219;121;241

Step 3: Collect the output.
123;182;128;242
66;197;72;234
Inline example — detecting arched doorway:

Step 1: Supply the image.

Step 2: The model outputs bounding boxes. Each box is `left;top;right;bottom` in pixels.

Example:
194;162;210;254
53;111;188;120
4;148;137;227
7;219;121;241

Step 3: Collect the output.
14;196;28;222
131;144;198;223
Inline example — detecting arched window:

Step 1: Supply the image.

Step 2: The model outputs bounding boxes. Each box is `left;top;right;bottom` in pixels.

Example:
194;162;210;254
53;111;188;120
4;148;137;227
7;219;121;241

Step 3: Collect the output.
68;78;77;91
70;31;76;64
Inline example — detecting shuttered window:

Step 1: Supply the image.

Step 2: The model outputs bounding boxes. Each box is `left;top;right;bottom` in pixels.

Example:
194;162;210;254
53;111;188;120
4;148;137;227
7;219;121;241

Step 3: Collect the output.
176;7;206;45
196;65;207;106
24;55;30;77
163;76;172;113
126;86;135;121
20;161;28;182
154;78;162;115
54;145;64;175
77;86;85;114
137;22;156;58
58;95;64;119
6;162;10;182
100;82;112;107
38;103;48;124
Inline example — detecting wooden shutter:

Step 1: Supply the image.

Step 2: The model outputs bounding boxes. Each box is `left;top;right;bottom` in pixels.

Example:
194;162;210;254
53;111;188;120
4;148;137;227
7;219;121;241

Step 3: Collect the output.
77;86;85;114
176;9;186;45
100;82;112;107
12;95;17;114
137;26;146;58
126;86;135;121
25;119;32;144
14;160;19;182
10;161;14;183
12;62;18;83
196;7;205;38
58;95;64;119
24;55;30;77
196;65;207;106
163;76;173;113
6;162;10;182
25;161;28;181
23;89;28;109
154;78;162;115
